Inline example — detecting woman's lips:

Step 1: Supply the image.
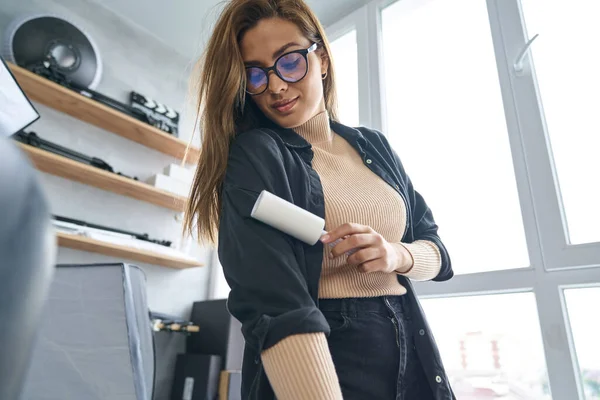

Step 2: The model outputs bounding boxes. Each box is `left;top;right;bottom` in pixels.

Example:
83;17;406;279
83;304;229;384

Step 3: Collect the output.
272;97;299;113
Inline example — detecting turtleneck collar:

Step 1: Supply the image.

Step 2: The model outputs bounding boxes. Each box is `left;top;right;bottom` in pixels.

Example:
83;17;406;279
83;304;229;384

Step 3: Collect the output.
292;110;333;145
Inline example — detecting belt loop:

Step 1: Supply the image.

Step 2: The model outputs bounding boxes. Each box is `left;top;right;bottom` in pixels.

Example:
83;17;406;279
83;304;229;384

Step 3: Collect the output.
347;298;357;318
339;299;348;317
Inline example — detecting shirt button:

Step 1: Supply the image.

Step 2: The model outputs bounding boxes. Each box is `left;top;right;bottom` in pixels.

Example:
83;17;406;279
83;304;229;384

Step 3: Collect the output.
395;184;400;191
366;159;372;164
419;329;425;336
435;376;442;384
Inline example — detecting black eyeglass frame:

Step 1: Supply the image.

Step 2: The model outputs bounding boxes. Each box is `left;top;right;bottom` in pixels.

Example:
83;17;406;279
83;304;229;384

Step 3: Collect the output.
244;42;319;95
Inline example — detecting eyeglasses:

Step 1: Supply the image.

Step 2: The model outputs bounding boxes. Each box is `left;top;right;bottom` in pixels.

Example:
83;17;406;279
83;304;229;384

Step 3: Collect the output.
244;43;318;95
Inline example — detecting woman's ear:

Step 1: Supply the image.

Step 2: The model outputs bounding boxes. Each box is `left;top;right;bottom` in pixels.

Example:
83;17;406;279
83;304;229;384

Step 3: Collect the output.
318;48;330;76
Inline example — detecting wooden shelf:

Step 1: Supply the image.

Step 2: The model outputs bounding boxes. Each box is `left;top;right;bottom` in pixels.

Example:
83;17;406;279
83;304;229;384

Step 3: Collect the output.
57;232;203;269
9;63;200;163
18;143;187;212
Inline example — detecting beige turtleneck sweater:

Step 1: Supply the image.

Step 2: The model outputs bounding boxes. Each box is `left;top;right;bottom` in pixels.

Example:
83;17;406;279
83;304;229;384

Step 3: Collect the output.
260;111;442;399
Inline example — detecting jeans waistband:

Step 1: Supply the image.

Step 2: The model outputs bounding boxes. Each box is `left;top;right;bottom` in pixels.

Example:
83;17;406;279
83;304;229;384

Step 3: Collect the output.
318;295;407;318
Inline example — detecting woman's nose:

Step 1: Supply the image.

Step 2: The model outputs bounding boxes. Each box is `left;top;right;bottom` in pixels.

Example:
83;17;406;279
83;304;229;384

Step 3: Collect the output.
267;71;288;94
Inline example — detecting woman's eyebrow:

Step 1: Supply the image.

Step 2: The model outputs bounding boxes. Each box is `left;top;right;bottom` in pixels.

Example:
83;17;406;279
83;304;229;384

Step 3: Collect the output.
244;42;302;66
272;42;301;58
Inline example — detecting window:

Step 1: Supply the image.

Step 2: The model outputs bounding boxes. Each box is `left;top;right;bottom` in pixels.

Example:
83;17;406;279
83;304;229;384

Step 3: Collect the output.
329;29;360;127
212;262;230;299
374;0;600;397
381;0;529;274
422;293;550;399
519;0;600;245
564;287;600;399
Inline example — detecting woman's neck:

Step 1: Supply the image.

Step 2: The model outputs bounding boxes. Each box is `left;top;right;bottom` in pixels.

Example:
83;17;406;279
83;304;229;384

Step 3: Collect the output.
292;110;332;145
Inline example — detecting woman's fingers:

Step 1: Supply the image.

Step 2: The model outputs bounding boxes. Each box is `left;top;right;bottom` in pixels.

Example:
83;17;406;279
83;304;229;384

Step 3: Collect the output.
358;259;384;273
347;247;381;265
329;233;375;258
321;223;372;244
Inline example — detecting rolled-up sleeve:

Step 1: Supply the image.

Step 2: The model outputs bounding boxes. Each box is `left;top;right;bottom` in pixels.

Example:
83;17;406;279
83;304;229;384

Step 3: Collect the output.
218;134;330;354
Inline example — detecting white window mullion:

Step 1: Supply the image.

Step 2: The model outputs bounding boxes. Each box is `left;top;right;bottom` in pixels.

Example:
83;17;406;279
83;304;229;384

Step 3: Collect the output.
534;280;583;400
326;3;386;131
354;6;373;128
414;263;600;298
364;2;386;132
485;0;548;277
327;8;363;127
414;268;536;298
492;0;573;271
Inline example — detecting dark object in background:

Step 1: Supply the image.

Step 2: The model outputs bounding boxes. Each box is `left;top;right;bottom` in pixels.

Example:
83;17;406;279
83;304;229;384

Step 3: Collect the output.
187;299;244;371
29;61;153;124
170;354;221;400
153;329;187;400
131;92;179;137
0;138;55;400
5;14;103;89
13;130;139;181
53;214;172;247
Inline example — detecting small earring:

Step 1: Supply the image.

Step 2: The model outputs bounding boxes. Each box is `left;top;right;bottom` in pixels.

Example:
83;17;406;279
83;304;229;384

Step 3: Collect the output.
321;72;328;80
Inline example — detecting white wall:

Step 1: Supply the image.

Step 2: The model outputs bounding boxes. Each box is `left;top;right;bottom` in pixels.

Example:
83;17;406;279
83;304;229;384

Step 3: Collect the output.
0;0;212;317
83;0;372;59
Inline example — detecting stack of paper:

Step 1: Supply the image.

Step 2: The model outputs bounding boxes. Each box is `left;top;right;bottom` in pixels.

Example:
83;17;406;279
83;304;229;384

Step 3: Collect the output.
146;163;195;197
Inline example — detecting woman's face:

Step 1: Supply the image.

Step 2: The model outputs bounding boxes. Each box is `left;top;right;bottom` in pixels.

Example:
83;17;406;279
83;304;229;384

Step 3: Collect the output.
240;18;328;128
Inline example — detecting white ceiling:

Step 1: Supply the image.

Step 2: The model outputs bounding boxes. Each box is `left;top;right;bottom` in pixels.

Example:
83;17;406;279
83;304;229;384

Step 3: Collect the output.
92;0;370;57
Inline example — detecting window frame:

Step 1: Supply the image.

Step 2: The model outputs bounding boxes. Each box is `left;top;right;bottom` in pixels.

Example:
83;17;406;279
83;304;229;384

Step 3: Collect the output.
326;6;385;130
325;24;360;127
355;0;600;398
492;0;600;271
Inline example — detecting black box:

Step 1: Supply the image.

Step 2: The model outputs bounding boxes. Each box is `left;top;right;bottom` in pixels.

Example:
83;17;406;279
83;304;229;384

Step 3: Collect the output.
170;354;221;400
187;299;244;371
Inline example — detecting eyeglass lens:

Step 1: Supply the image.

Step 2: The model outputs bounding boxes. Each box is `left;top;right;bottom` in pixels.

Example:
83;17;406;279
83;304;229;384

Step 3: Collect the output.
246;52;308;94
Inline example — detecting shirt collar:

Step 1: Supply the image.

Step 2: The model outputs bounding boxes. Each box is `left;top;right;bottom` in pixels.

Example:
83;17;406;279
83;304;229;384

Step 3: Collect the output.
264;117;367;150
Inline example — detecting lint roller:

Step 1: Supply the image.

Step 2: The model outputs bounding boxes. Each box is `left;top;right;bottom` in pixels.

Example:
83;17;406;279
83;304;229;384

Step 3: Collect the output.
251;190;356;254
251;190;324;245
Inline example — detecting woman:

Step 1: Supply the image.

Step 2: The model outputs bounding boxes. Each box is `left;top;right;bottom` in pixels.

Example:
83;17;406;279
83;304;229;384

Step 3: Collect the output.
184;0;454;399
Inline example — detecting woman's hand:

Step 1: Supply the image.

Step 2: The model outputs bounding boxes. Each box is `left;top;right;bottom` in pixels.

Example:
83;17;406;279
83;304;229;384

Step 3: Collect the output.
320;223;413;274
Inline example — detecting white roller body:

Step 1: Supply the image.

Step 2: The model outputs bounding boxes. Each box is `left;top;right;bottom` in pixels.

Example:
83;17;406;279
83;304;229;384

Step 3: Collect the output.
251;190;325;245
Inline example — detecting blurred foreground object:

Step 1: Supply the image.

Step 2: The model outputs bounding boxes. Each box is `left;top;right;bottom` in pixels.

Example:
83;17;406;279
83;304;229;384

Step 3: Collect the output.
0;137;55;399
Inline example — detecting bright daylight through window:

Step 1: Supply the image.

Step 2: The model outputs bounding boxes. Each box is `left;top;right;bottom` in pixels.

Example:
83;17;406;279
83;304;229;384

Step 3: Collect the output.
519;0;600;245
329;29;360;127
422;293;550;399
564;287;600;399
382;0;529;275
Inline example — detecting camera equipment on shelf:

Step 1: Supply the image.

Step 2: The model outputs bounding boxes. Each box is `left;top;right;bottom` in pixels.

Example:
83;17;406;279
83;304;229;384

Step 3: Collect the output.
151;312;200;334
13;130;138;181
3;14;103;89
3;14;179;136
28;61;153;125
130;92;179;137
53;215;172;247
53;216;199;262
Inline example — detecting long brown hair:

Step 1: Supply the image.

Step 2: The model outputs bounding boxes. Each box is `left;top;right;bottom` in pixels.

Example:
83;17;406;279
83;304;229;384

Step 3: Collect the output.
183;0;338;244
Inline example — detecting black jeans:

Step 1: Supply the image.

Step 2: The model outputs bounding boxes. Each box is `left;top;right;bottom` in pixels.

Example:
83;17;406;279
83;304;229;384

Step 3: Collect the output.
319;295;435;400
